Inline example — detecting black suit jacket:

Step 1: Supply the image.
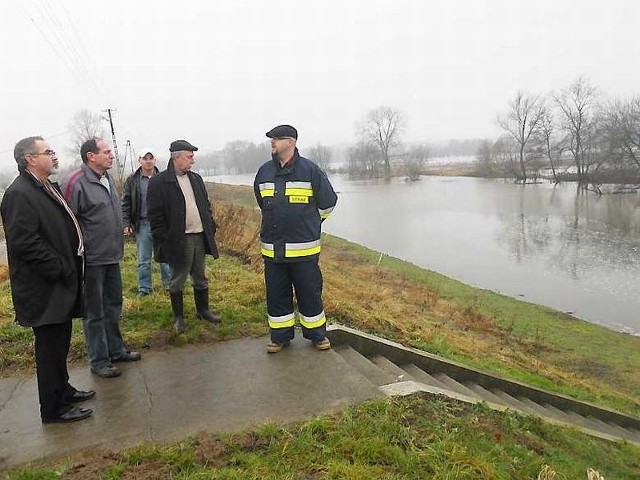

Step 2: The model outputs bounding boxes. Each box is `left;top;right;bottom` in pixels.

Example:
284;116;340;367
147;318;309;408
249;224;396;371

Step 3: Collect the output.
147;161;218;265
0;171;83;327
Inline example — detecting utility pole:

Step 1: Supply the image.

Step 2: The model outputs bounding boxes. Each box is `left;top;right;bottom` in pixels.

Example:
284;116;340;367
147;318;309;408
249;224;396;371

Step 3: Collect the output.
123;140;136;174
104;108;122;179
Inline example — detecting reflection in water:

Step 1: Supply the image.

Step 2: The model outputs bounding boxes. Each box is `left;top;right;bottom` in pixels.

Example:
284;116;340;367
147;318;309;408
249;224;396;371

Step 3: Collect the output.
208;174;640;335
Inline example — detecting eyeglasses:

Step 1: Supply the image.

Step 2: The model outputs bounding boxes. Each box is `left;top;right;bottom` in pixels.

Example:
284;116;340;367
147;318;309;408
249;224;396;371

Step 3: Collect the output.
31;150;56;157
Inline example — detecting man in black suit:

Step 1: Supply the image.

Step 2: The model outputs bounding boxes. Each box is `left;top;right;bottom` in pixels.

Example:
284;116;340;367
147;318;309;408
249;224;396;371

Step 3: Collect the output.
0;136;94;423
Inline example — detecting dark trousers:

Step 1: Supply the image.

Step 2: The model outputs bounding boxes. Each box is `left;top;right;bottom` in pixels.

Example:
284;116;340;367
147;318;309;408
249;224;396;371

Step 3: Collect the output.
264;259;326;344
83;263;126;369
168;233;208;294
33;321;75;418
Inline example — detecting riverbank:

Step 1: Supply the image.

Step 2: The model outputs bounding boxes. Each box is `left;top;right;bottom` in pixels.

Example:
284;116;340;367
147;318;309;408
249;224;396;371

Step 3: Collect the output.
1;183;639;477
1;183;638;416
6;393;638;479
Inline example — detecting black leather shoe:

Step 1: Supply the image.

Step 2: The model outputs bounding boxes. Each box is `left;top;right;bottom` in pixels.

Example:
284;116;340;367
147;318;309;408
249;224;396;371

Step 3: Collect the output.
67;389;96;403
42;406;93;424
90;364;121;378
113;351;142;362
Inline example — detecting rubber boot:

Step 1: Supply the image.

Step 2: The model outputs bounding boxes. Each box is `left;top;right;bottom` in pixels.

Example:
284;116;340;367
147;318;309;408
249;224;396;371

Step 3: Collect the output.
170;291;185;333
194;288;221;324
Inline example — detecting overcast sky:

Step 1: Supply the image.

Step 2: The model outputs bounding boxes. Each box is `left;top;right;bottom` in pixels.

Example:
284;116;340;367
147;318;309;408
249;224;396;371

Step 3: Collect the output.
1;0;639;169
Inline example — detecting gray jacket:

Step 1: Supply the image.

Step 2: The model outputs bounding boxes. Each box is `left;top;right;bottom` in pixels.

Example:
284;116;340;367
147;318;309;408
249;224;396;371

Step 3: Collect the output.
62;163;124;266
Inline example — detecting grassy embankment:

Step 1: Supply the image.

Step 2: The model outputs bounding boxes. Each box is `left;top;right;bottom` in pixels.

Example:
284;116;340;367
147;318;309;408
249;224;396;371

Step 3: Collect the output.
1;182;639;479
7;393;640;479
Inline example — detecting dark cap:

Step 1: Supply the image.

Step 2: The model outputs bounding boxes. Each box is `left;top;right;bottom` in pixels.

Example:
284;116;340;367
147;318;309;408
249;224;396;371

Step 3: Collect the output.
169;139;198;152
265;125;298;140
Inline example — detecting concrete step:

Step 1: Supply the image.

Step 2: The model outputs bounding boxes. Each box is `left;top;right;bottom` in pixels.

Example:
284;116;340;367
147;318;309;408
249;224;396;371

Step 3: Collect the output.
542;403;571;423
542;403;574;423
606;422;640;443
490;389;540;416
432;373;482;399
563;410;608;433
327;324;640;444
400;364;450;390
588;417;636;440
517;397;558;419
626;428;640;443
369;355;414;383
333;346;396;386
463;382;511;406
628;428;640;442
561;411;633;441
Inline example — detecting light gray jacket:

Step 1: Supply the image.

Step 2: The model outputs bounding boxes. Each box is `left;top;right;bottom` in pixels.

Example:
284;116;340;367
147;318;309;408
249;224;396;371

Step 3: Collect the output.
62;163;123;266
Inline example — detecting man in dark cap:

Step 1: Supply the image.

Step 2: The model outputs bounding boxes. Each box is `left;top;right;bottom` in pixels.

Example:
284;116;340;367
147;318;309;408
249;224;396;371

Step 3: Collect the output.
254;125;338;353
1;136;94;423
147;140;221;333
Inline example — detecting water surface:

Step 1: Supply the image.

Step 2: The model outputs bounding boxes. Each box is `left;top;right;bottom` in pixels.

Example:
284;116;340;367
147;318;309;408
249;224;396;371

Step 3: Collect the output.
209;173;640;335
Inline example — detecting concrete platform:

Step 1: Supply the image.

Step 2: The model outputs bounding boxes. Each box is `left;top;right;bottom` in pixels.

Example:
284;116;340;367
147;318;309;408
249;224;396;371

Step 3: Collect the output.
0;336;382;470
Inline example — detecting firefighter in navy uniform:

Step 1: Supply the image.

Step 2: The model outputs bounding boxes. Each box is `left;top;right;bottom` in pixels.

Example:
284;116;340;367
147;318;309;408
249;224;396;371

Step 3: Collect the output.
254;125;338;353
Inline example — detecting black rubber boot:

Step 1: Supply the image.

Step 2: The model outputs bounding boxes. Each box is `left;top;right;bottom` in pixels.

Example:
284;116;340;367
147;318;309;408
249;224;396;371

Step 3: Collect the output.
194;288;221;324
170;291;185;333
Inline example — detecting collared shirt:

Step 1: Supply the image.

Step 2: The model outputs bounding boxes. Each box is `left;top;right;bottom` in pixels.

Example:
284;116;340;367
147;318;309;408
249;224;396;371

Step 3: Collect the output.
139;174;151;219
99;174;110;193
26;169;84;257
279;155;294;169
88;167;111;194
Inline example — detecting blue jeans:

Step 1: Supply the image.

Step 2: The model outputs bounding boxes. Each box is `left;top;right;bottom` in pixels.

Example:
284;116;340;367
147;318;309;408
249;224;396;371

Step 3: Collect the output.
83;263;127;370
137;220;171;293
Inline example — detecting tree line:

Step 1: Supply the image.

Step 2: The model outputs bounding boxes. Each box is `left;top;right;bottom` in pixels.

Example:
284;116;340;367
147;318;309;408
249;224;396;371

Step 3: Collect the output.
50;75;640;189
59;105;427;181
483;76;640;186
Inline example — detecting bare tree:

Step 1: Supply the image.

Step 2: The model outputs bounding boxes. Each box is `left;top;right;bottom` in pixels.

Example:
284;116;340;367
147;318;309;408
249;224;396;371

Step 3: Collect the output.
553;77;600;182
347;141;381;179
493;135;520;178
403;144;430;181
538;110;566;183
359;106;406;178
475;139;497;177
67;109;106;160
307;143;332;171
600;96;640;171
221;140;270;174
497;91;546;182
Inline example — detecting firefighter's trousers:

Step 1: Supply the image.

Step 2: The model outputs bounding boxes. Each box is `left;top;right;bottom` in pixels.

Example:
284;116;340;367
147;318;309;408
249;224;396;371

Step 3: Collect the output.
264;258;326;344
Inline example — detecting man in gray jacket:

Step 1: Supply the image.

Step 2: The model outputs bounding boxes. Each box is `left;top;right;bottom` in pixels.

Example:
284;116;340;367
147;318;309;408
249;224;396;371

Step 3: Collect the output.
62;138;141;378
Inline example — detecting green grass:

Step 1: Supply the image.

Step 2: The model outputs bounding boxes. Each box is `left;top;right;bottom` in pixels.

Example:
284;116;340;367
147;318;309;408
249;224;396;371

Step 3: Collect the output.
1;182;639;477
6;393;639;479
319;234;640;417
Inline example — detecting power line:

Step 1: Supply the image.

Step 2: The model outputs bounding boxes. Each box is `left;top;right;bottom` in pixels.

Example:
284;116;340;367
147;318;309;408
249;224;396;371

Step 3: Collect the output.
48;0;110;97
20;0;109;98
34;0;105;96
19;2;88;89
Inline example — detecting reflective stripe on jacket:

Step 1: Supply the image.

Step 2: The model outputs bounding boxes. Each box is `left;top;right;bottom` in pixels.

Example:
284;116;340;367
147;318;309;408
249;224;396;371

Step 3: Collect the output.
254;149;337;263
